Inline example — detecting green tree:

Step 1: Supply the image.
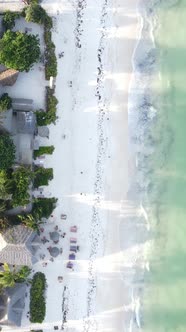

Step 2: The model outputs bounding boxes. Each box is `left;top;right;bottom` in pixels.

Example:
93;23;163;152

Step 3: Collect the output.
25;4;47;24
34;146;54;159
2;11;19;30
18;213;41;231
34;167;53;187
0;135;15;170
9;166;33;207
30;272;46;323
0;93;12;112
0;263;31;289
0;30;40;72
32;197;57;219
0;170;10;200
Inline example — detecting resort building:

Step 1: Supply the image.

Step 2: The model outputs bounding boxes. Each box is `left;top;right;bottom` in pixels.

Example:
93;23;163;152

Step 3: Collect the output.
0;283;27;326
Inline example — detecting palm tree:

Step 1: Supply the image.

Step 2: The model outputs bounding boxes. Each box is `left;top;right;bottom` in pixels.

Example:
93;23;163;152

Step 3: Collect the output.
0;263;31;289
18;213;42;231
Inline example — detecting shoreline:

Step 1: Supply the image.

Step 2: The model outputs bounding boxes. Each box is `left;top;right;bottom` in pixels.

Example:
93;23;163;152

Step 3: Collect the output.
95;0;142;331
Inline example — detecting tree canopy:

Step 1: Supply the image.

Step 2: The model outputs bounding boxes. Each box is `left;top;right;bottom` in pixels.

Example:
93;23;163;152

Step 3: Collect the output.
25;4;47;24
0;93;12;112
0;263;31;289
0;135;15;170
0;30;40;72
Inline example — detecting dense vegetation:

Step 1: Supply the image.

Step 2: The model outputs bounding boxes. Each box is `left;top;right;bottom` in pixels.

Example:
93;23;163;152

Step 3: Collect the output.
0;263;31;289
34;145;54;159
25;3;48;24
0;93;12;112
44;18;57;79
8;167;32;207
0;135;15;170
32;197;57;219
30;272;46;323
0;30;40;71
17;213;41;231
34;167;53;187
2;11;19;30
36;88;58;125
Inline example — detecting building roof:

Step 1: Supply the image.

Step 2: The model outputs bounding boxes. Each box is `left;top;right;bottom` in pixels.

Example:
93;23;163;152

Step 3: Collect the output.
16;111;36;135
38;126;49;138
0;69;19;86
12;98;33;112
0;225;40;266
0;283;27;326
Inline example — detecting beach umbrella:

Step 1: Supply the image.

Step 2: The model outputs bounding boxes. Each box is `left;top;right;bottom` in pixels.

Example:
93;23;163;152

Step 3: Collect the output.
49;231;59;242
50;247;59;257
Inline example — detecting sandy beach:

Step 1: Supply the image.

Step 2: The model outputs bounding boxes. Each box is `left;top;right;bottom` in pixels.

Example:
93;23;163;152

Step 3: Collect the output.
0;0;140;331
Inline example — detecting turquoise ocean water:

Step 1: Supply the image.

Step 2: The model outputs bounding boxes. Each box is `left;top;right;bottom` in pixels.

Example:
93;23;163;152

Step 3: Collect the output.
129;0;186;331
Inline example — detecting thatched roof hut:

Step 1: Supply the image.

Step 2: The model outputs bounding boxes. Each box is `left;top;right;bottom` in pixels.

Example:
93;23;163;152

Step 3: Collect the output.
0;68;19;86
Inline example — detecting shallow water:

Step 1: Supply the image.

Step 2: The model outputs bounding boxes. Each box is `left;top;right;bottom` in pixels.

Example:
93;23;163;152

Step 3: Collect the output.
142;0;186;331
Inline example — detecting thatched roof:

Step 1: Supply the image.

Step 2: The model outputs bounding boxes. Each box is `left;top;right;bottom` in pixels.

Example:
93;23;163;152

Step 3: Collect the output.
0;225;40;266
38;126;49;138
0;69;19;86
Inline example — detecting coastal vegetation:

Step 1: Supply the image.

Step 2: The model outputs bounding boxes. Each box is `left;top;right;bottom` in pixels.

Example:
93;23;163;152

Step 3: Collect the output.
0;263;31;289
34;167;53;187
0;135;15;170
0;93;12;111
30;272;46;323
17;213;41;231
0;30;40;71
25;3;48;24
32;197;57;219
2;11;20;30
36;88;58;125
8;166;32;207
34;145;55;159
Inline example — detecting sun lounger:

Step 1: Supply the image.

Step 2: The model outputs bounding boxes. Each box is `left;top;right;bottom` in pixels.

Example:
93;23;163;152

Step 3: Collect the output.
66;261;73;269
70;245;79;252
70;226;77;232
70;237;77;243
69;253;76;260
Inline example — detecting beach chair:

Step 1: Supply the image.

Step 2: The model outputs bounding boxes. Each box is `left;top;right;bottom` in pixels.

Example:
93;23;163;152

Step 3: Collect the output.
70;237;77;243
69;253;76;260
66;261;73;269
70;245;79;252
70;226;77;232
61;214;67;220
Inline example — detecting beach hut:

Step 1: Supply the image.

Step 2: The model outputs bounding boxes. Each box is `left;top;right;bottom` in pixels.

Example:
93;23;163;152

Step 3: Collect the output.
50;247;59;258
69;253;75;260
49;231;59;242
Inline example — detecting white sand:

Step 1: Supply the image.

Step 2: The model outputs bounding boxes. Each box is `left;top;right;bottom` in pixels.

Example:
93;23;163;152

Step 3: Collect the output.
0;0;140;331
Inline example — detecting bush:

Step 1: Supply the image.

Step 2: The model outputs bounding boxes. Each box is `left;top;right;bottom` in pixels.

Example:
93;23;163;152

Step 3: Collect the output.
36;88;58;125
34;167;53;187
0;135;15;170
25;4;48;24
9;166;32;207
30;272;46;323
32;197;57;219
0;93;12;112
0;30;40;72
2;11;19;30
34;146;54;159
44;21;57;79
